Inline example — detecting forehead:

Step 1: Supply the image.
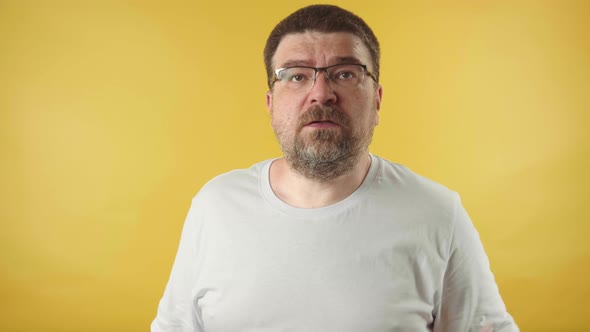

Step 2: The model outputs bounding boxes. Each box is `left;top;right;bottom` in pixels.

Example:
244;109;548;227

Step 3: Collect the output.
273;31;371;68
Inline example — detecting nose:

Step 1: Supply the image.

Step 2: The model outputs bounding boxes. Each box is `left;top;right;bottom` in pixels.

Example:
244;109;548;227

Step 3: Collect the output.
308;70;337;104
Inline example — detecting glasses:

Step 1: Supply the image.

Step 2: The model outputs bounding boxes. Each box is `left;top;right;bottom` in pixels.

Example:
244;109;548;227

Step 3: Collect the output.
272;63;377;92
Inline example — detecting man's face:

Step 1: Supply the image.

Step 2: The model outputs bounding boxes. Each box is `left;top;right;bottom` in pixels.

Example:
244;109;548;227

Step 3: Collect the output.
266;31;382;180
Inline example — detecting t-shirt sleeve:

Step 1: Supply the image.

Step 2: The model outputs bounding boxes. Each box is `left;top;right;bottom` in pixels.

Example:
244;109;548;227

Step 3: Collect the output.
151;199;204;332
434;194;519;332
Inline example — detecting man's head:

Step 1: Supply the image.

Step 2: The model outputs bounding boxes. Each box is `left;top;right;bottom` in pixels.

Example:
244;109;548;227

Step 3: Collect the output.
264;4;380;89
265;5;382;181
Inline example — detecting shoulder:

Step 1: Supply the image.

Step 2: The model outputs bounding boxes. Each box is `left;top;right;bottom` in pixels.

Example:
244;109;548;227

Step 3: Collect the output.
374;156;458;202
191;158;274;205
369;155;461;227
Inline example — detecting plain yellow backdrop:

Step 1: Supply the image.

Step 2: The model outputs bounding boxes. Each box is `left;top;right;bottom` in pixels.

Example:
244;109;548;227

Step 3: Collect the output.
1;1;588;331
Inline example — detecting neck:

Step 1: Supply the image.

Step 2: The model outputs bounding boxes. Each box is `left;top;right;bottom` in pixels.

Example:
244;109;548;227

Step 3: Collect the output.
269;152;372;208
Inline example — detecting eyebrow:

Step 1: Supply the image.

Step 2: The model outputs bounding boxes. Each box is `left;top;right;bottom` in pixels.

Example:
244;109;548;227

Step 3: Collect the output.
278;56;363;69
333;56;362;65
279;60;312;68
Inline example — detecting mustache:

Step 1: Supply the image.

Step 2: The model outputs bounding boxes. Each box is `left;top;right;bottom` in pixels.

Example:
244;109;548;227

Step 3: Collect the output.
297;105;349;130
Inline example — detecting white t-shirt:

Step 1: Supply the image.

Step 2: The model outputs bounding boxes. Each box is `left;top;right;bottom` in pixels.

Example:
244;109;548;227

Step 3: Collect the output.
152;155;519;332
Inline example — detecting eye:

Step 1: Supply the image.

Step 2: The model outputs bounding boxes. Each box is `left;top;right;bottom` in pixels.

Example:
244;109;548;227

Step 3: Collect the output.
289;73;307;82
334;70;356;80
278;67;313;84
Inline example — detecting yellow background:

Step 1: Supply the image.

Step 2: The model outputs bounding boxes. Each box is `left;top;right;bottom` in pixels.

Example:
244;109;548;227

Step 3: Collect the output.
1;1;588;331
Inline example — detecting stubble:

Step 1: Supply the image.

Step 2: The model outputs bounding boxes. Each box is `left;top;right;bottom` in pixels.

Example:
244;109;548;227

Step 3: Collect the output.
272;104;374;182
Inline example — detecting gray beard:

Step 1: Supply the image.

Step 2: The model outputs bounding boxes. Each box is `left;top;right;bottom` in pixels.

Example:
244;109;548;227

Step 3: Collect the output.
282;125;373;182
273;104;374;182
287;131;356;181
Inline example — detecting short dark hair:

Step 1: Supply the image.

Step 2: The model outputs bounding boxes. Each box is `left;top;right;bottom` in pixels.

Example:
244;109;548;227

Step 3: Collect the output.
263;4;380;88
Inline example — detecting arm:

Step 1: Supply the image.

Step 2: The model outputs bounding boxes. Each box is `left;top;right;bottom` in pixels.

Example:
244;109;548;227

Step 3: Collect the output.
151;201;204;332
434;195;519;332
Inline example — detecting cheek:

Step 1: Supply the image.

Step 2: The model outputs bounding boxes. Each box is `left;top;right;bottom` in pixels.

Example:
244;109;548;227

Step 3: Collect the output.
347;92;378;121
271;108;296;132
272;99;301;122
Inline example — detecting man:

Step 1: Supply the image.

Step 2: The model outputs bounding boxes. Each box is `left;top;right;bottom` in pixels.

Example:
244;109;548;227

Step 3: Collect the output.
152;5;519;332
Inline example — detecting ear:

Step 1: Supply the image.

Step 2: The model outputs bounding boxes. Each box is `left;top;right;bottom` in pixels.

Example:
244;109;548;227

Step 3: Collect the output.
375;84;383;111
266;90;273;113
374;84;383;126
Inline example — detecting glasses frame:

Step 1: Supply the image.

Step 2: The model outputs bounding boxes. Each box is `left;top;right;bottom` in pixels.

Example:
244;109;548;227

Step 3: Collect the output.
271;63;378;89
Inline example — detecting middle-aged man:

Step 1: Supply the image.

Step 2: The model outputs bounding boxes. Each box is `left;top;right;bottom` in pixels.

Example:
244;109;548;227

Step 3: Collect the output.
152;4;519;332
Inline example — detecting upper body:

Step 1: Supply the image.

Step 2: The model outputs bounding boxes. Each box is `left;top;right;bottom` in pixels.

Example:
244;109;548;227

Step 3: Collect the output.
151;155;518;331
153;4;518;331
